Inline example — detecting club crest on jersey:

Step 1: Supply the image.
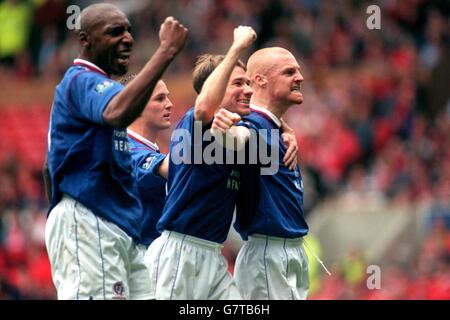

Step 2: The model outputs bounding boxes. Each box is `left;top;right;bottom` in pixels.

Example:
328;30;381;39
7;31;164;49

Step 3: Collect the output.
95;80;114;94
142;156;155;170
112;281;126;299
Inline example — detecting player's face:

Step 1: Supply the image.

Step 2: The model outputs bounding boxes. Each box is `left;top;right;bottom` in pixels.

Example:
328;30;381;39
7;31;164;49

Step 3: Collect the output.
89;10;133;76
266;53;304;106
142;81;173;130
221;66;253;116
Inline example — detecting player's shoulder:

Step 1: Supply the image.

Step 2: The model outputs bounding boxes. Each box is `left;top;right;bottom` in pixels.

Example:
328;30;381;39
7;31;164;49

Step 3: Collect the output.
127;135;142;150
240;112;262;129
175;106;195;129
65;65;117;87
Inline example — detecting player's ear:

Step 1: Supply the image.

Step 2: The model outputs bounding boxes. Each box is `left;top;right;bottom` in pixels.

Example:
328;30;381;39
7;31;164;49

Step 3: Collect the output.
254;74;267;88
78;30;91;49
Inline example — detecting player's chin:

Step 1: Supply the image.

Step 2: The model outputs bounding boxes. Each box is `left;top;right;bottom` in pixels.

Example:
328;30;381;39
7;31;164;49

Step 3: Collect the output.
111;60;129;76
290;93;304;104
294;98;304;104
237;104;251;116
111;66;128;76
162;118;171;128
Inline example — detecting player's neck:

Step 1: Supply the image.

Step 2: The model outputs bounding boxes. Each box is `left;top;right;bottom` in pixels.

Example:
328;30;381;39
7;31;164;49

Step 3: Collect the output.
77;54;102;71
142;129;159;145
128;124;159;145
251;97;284;119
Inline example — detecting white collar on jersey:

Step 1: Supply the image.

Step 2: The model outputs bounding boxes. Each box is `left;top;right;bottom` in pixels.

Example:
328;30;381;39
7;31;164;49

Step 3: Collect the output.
127;129;159;151
250;104;281;128
73;58;107;76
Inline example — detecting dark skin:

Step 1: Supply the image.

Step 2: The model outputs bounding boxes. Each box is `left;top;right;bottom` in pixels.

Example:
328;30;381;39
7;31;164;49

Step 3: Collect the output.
44;4;188;202
77;3;188;128
78;7;133;77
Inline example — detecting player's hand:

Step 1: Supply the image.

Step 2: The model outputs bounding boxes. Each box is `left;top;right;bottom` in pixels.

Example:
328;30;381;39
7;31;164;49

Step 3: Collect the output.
231;26;257;51
159;17;188;56
211;108;241;134
282;132;298;171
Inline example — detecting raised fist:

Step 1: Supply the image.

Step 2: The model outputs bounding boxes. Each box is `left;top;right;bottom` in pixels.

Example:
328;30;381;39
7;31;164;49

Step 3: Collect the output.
232;26;257;51
159;16;189;56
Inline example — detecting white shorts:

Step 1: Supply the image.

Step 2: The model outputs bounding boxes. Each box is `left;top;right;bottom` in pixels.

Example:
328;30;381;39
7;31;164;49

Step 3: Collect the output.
144;230;241;300
234;234;309;300
45;195;152;300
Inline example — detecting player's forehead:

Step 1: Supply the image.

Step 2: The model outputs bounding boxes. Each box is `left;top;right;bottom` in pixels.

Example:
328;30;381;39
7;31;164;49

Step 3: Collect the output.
93;9;130;31
272;52;300;71
153;80;169;95
229;66;249;82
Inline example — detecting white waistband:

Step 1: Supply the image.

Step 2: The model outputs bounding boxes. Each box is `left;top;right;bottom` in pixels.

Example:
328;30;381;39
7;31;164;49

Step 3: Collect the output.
248;234;304;247
161;230;223;251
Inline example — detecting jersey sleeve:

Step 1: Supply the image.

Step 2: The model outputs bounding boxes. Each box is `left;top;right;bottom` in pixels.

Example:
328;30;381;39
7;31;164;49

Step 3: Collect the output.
236;119;256;130
133;152;167;190
69;71;123;125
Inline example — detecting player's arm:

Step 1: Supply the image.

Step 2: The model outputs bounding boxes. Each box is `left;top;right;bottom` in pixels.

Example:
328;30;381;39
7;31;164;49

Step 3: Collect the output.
280;118;298;171
43;158;51;203
156;154;169;179
211;108;250;151
134;152;168;189
103;17;188;128
194;26;256;124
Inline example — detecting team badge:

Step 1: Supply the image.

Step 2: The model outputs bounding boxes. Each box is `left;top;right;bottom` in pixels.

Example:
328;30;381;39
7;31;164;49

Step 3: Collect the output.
142;156;155;170
112;281;126;299
95;80;114;94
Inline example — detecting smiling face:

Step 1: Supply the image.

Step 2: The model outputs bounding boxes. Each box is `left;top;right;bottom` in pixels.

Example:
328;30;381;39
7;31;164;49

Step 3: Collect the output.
141;80;173;131
221;66;253;116
80;7;133;76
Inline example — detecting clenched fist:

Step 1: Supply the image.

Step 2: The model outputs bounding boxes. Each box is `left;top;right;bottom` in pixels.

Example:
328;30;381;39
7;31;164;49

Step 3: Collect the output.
212;108;242;134
159;16;188;57
232;26;257;51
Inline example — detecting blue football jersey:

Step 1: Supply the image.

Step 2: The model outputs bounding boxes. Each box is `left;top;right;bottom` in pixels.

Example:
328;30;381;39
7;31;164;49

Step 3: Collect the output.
127;129;167;246
46;59;143;241
157;107;241;243
234;105;309;240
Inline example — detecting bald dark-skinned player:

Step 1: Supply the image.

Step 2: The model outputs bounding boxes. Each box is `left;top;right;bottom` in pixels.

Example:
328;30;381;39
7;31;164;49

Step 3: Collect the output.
44;3;188;299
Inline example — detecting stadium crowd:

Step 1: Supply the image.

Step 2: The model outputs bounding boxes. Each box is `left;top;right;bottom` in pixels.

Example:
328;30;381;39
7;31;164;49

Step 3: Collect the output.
0;0;449;299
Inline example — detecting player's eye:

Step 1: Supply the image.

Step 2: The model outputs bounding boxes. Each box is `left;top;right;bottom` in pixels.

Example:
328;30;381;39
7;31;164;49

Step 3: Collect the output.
108;26;125;36
285;69;295;76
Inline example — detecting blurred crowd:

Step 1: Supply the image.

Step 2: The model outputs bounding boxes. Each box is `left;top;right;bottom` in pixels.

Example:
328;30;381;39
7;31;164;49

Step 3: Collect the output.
309;213;450;299
0;0;449;299
0;155;53;299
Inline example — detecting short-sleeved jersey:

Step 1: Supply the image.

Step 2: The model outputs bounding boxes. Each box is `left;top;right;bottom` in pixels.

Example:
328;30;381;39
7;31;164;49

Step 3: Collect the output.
234;105;309;240
127;129;167;246
157;107;241;243
46;59;143;241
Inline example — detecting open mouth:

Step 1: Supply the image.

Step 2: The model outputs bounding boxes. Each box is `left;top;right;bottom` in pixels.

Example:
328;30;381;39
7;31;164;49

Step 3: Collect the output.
238;99;250;105
117;52;131;65
291;84;302;93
